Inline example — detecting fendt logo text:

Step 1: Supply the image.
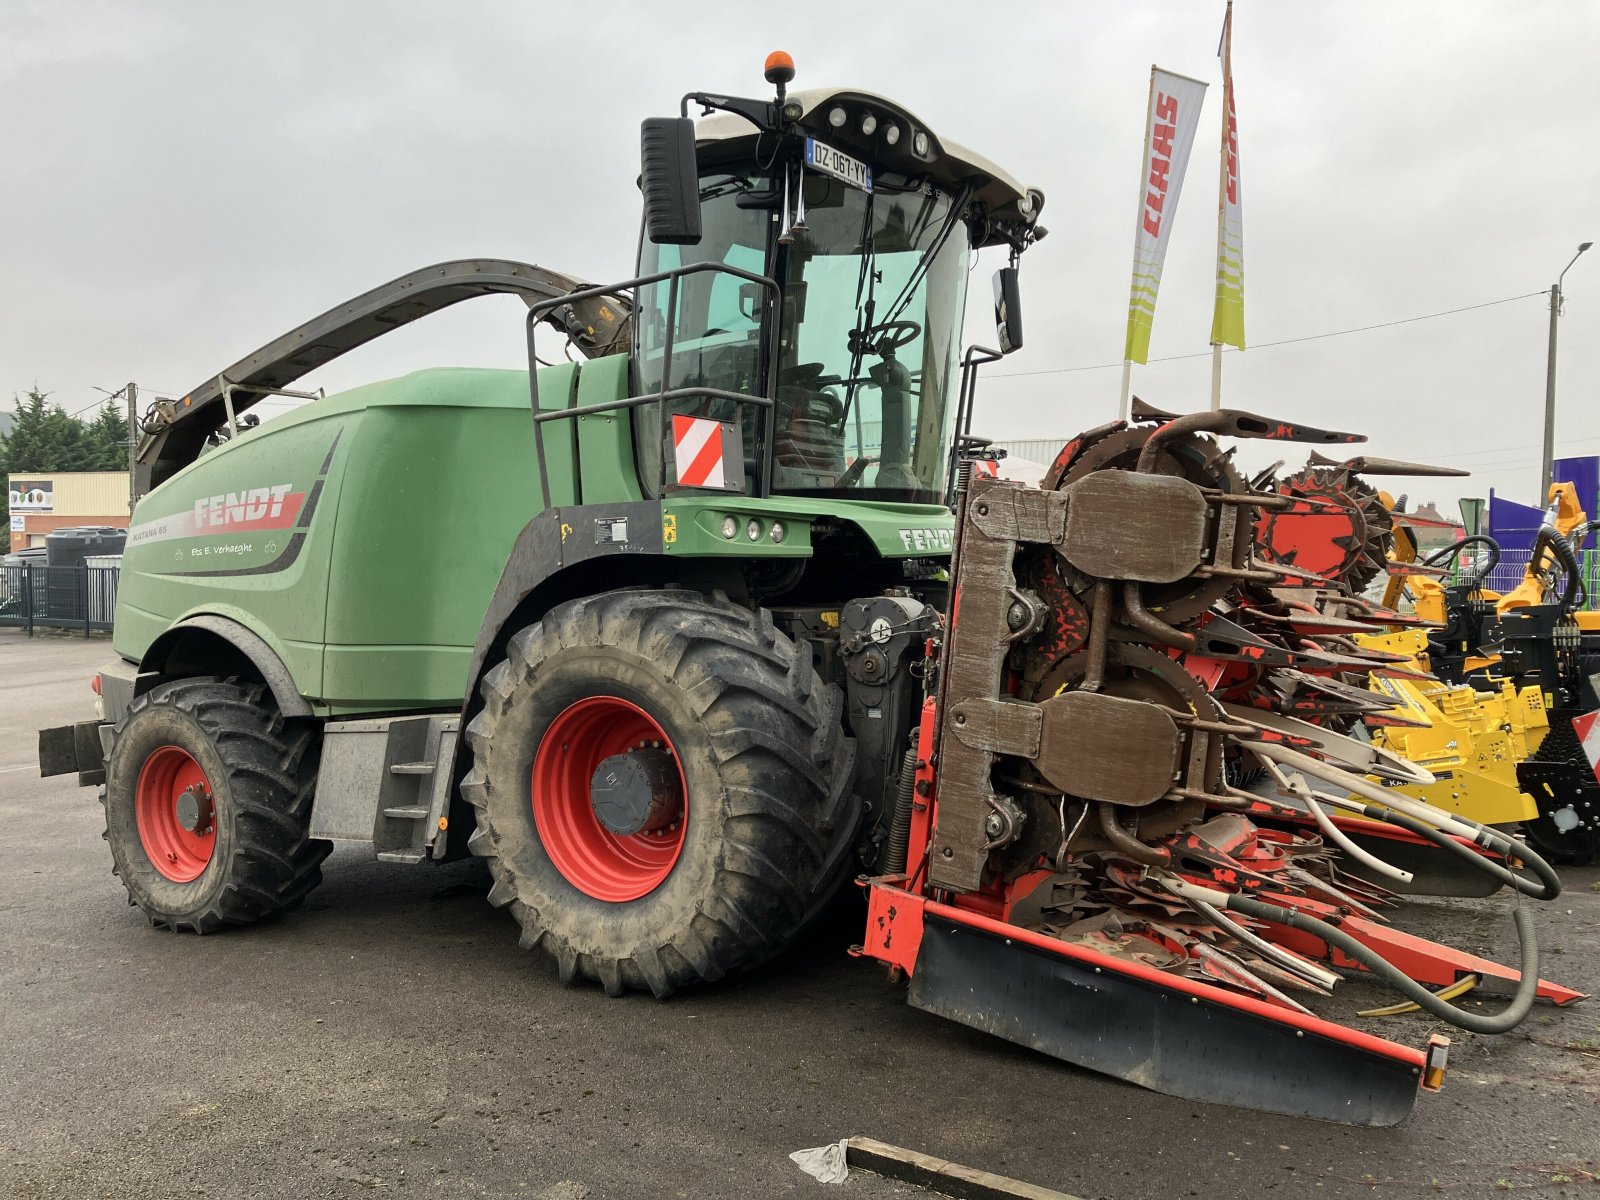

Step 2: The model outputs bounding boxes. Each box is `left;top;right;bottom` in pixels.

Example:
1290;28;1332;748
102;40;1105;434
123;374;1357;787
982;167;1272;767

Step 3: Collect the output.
194;485;296;528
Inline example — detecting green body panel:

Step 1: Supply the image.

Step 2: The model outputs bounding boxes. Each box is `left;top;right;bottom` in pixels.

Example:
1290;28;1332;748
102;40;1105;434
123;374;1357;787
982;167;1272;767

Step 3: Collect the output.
115;361;952;715
661;495;952;560
115;408;353;699
572;355;643;505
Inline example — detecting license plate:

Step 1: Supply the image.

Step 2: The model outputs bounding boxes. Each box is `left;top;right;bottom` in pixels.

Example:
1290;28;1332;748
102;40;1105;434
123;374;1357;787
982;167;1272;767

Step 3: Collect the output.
805;137;873;193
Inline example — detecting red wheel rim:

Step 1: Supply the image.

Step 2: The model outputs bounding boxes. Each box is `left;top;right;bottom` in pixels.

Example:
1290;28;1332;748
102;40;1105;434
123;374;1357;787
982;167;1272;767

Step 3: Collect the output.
532;696;687;902
135;745;216;883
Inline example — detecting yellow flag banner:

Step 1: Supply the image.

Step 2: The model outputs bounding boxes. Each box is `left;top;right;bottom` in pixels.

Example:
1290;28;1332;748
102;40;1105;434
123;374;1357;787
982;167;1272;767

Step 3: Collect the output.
1211;7;1246;350
1124;68;1209;365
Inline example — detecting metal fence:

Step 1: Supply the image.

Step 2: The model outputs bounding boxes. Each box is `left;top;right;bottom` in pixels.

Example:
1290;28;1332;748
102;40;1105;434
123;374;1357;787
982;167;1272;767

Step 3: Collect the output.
0;562;120;635
1454;548;1600;607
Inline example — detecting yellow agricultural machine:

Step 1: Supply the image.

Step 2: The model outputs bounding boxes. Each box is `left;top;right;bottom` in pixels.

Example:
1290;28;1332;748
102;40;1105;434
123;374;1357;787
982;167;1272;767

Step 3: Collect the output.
1417;485;1600;861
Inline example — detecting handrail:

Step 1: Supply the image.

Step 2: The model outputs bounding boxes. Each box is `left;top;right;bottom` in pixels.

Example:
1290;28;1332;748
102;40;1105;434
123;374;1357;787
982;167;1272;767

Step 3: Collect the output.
944;345;1003;507
525;261;783;510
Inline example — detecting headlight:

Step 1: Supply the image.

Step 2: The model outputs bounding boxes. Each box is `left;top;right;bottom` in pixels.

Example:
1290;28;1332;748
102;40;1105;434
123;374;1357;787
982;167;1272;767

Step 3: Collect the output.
746;519;762;542
721;516;738;539
913;130;930;156
770;522;787;544
828;105;847;128
860;113;877;136
883;123;901;146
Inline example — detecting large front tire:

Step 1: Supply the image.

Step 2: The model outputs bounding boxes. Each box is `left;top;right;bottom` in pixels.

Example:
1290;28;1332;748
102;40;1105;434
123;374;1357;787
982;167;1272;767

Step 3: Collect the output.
103;678;330;932
462;589;859;998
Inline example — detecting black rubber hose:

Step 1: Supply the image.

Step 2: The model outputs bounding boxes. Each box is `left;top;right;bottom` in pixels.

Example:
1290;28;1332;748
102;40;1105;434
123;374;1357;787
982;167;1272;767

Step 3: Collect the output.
1225;893;1542;1035
1532;526;1584;611
1361;803;1562;900
1424;534;1500;592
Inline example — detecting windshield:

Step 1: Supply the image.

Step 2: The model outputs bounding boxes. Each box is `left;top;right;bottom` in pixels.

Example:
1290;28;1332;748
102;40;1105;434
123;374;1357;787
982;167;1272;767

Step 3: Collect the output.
635;167;970;504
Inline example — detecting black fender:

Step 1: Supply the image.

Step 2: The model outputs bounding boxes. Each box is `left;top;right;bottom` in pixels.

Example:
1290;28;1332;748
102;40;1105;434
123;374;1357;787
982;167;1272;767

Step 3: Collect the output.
460;500;669;702
442;499;691;858
139;614;313;719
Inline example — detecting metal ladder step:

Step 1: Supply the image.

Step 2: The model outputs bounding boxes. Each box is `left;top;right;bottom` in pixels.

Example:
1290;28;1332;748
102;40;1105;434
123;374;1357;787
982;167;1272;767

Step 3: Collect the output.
389;761;436;776
383;805;429;820
376;850;426;865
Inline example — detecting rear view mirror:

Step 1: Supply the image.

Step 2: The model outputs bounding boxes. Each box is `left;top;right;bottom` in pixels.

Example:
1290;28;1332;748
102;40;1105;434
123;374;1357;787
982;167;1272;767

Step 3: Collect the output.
641;117;702;246
738;281;766;321
993;267;1023;354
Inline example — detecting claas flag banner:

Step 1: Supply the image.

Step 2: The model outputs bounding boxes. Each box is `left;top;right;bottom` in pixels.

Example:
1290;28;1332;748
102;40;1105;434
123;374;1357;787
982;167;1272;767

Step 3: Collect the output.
1211;5;1246;350
1124;68;1208;365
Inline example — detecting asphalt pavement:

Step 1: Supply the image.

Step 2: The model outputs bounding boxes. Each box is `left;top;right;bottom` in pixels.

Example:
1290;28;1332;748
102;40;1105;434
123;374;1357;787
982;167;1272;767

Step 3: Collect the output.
2;629;1597;1199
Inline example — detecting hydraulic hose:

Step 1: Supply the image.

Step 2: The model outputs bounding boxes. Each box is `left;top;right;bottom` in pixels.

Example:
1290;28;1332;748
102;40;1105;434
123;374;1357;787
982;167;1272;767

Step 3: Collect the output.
1532;526;1584;611
1183;894;1340;989
1222;891;1541;1035
1356;802;1562;901
1424;534;1500;592
1248;740;1561;899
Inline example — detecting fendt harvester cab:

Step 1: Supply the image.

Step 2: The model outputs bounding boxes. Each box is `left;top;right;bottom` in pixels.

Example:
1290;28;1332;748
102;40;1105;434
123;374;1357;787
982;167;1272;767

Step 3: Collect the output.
41;55;1043;997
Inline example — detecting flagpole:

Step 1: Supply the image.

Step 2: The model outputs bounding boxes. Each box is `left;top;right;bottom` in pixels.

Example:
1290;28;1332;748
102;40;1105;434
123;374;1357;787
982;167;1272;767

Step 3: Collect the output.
1122;65;1156;422
1210;0;1233;412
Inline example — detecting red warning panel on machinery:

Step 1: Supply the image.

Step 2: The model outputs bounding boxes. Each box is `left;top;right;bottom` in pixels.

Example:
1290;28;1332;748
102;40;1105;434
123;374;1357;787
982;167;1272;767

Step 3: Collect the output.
1576;711;1600;787
671;414;740;490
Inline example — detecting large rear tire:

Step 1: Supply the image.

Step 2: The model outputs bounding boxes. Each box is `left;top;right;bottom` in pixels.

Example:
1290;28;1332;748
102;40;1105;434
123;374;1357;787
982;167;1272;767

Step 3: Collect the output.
103;678;330;932
462;588;859;998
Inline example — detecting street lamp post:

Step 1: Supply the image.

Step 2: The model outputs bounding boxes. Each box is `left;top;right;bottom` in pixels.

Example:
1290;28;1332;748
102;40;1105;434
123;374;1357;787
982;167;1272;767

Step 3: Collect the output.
1541;241;1593;500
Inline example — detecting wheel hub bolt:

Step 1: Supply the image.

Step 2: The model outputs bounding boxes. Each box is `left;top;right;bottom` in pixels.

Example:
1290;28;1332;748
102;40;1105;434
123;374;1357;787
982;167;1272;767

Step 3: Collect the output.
175;784;214;834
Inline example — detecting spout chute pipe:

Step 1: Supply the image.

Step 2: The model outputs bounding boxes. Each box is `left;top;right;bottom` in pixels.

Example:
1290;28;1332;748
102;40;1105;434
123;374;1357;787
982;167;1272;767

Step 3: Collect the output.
1423;535;1500;592
1225;892;1542;1036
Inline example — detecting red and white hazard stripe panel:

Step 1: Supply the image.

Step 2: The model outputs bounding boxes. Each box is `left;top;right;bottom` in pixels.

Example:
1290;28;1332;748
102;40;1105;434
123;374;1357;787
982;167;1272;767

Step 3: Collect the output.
1575;711;1600;787
672;415;729;489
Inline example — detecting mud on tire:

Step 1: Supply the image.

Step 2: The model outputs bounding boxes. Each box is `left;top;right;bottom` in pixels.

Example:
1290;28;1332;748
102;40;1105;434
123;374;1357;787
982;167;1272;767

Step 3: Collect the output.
462;588;860;998
104;677;331;932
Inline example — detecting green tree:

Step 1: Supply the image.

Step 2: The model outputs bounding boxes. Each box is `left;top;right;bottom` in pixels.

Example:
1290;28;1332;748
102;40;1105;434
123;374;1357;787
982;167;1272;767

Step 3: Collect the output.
1;388;132;552
86;401;130;471
4;388;93;471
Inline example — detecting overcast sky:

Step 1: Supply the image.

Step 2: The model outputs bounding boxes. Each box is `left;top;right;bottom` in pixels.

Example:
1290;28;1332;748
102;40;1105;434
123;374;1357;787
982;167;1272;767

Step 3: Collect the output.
3;1;1596;510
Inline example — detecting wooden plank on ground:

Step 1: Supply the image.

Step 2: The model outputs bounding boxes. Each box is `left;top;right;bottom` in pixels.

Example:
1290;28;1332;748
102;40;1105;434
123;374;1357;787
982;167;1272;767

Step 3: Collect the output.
845;1136;1086;1200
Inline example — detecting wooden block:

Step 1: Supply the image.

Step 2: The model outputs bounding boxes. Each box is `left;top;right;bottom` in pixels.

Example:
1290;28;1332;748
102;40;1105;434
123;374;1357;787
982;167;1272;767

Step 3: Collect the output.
844;1136;1086;1200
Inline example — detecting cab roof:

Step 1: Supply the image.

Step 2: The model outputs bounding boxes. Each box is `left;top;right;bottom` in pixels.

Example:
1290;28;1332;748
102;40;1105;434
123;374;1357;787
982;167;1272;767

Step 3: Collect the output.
693;87;1043;246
